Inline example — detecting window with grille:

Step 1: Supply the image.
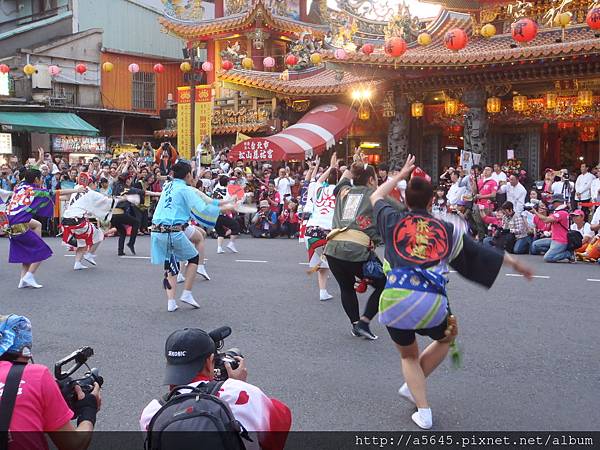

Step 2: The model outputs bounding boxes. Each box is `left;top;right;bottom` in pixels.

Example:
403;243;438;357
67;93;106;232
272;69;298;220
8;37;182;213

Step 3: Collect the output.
132;72;155;110
52;82;78;105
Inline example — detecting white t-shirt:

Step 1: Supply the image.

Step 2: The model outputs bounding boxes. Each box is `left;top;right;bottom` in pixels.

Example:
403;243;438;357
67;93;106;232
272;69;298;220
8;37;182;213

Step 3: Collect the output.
575;172;596;200
590;177;600;202
551;180;574;197
491;171;507;184
447;181;466;206
500;182;527;213
570;221;594;238
139;378;290;450
274;176;295;204
591;207;600;226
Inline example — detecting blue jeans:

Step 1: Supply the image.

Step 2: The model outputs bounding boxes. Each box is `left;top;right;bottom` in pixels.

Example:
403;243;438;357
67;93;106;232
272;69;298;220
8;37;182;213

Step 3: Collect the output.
530;238;551;255
543;241;573;263
513;236;532;254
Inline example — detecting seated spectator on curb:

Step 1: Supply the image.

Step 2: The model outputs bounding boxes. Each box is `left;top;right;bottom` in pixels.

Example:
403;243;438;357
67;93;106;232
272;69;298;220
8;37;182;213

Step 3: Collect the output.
278;201;300;238
570;209;594;253
250;200;279;238
483;201;530;254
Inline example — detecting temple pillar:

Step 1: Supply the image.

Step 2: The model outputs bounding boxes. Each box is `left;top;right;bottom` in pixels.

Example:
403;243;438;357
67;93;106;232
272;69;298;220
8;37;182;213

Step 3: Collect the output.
387;91;409;171
462;89;488;165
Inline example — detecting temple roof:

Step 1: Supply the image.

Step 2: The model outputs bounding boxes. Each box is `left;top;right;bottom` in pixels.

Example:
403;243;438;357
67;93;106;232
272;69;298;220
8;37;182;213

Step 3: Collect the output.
419;0;512;12
218;66;384;96
324;23;600;67
159;0;328;40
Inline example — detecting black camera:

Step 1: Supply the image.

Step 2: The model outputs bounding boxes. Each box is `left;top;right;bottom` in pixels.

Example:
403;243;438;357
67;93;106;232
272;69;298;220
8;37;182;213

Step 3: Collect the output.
54;347;103;410
208;327;243;382
523;203;534;211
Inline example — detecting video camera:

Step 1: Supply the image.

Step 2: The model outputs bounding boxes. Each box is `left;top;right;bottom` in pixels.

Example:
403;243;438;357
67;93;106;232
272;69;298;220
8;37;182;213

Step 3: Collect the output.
54;347;103;410
208;327;243;382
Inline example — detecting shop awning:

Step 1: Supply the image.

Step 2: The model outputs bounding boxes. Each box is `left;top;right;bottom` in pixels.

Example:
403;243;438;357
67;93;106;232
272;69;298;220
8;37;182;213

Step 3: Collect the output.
0;112;99;136
229;103;357;162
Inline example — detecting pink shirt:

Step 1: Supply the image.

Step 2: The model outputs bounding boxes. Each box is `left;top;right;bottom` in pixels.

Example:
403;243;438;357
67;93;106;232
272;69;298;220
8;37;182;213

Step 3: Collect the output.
550;209;570;244
0;362;73;450
477;178;498;209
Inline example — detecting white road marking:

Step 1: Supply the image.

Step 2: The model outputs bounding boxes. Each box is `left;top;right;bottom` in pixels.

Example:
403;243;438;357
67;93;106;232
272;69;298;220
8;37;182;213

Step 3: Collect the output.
64;254;75;257
299;263;309;265
120;256;151;259
506;274;550;279
235;259;268;263
587;279;600;282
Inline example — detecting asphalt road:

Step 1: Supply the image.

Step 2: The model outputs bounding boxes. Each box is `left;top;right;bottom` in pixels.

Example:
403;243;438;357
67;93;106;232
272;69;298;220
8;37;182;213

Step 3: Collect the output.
0;235;598;432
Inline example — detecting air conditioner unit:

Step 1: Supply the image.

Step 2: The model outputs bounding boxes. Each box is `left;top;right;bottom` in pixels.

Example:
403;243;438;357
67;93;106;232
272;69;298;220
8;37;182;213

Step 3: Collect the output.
32;65;51;89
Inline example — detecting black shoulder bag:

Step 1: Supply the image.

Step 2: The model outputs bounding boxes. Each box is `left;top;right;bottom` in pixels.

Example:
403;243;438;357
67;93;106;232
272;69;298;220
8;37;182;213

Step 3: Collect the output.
0;363;26;450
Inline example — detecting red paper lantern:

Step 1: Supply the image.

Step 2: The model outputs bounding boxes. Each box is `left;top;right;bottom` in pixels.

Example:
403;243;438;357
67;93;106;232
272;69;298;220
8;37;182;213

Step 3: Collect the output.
586;7;600;30
222;60;233;71
153;63;164;74
511;18;538;43
0;64;9;74
361;43;374;55
384;37;407;57
285;54;298;66
75;63;87;75
444;28;468;51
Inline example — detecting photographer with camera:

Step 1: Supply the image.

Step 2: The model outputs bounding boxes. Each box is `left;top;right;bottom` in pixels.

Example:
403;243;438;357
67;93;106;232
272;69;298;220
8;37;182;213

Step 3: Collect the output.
140;327;291;450
0;314;101;450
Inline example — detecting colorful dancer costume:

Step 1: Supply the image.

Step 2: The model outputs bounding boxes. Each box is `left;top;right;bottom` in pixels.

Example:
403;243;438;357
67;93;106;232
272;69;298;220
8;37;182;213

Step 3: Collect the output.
62;175;120;270
370;156;532;430
6;179;54;288
151;162;227;312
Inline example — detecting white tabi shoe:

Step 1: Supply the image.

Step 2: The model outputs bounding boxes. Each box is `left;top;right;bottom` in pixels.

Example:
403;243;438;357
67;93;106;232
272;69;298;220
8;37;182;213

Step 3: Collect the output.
21;273;43;289
180;291;200;309
176;272;186;283
167;300;178;312
196;265;210;281
74;261;88;270
84;253;97;266
226;242;238;253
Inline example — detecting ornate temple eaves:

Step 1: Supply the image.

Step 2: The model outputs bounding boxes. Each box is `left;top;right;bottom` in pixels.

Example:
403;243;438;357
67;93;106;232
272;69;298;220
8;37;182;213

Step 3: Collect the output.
324;25;600;67
217;67;385;97
159;0;328;40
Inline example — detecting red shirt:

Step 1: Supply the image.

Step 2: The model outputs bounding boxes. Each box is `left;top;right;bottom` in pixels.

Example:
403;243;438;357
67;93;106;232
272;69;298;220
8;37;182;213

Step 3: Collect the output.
0;362;73;450
550;209;569;244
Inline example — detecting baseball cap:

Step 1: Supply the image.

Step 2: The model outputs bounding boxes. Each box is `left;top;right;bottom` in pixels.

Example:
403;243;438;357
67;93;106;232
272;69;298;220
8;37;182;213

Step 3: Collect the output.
259;200;269;208
551;194;565;203
570;209;584;216
163;328;215;385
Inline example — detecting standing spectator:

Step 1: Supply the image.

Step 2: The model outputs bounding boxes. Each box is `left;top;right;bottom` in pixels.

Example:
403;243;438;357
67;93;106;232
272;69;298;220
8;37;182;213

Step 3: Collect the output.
575;163;595;216
500;174;527;214
530;194;574;262
446;171;466;206
473;166;498;224
551;171;574;203
431;188;447;220
274;167;295;210
1;164;14;190
491;163;508;184
589;163;600;203
377;163;389;185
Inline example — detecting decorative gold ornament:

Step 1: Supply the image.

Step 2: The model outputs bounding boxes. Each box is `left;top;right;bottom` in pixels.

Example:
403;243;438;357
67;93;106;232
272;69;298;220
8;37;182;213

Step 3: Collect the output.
241;57;253;70
577;90;593;107
545;92;558;109
542;0;573;27
23;64;36;76
513;95;528;111
411;102;424;118
507;1;533;20
487;97;501;113
358;104;370;120
417;33;432;46
444;98;459;115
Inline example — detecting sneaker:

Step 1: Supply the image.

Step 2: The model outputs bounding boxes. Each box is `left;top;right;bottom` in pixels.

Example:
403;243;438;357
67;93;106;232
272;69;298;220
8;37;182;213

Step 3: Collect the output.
353;320;378;340
180;291;200;309
319;290;333;301
411;408;433;430
398;383;416;405
176;272;186;283
167;300;178;312
217;246;225;254
226;242;238;253
196;265;211;281
74;261;88;270
84;253;97;266
21;273;42;289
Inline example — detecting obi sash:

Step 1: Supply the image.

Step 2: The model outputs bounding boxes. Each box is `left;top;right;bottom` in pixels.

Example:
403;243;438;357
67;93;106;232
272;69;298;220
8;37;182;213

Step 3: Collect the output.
379;266;449;330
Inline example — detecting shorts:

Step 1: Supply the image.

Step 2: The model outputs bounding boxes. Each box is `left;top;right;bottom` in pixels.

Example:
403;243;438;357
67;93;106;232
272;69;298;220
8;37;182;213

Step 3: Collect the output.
151;231;198;265
386;314;449;347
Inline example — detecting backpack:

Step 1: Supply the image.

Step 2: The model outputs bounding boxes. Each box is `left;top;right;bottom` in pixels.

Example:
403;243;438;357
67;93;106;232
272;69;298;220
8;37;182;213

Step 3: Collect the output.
145;381;249;450
557;219;583;251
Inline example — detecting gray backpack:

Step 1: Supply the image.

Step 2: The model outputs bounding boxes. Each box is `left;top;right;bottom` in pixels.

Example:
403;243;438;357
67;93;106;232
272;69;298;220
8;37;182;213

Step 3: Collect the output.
145;381;250;450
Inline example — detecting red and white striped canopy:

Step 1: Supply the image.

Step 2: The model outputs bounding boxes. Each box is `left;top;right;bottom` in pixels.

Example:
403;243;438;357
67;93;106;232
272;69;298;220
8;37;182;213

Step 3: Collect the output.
229;103;357;162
